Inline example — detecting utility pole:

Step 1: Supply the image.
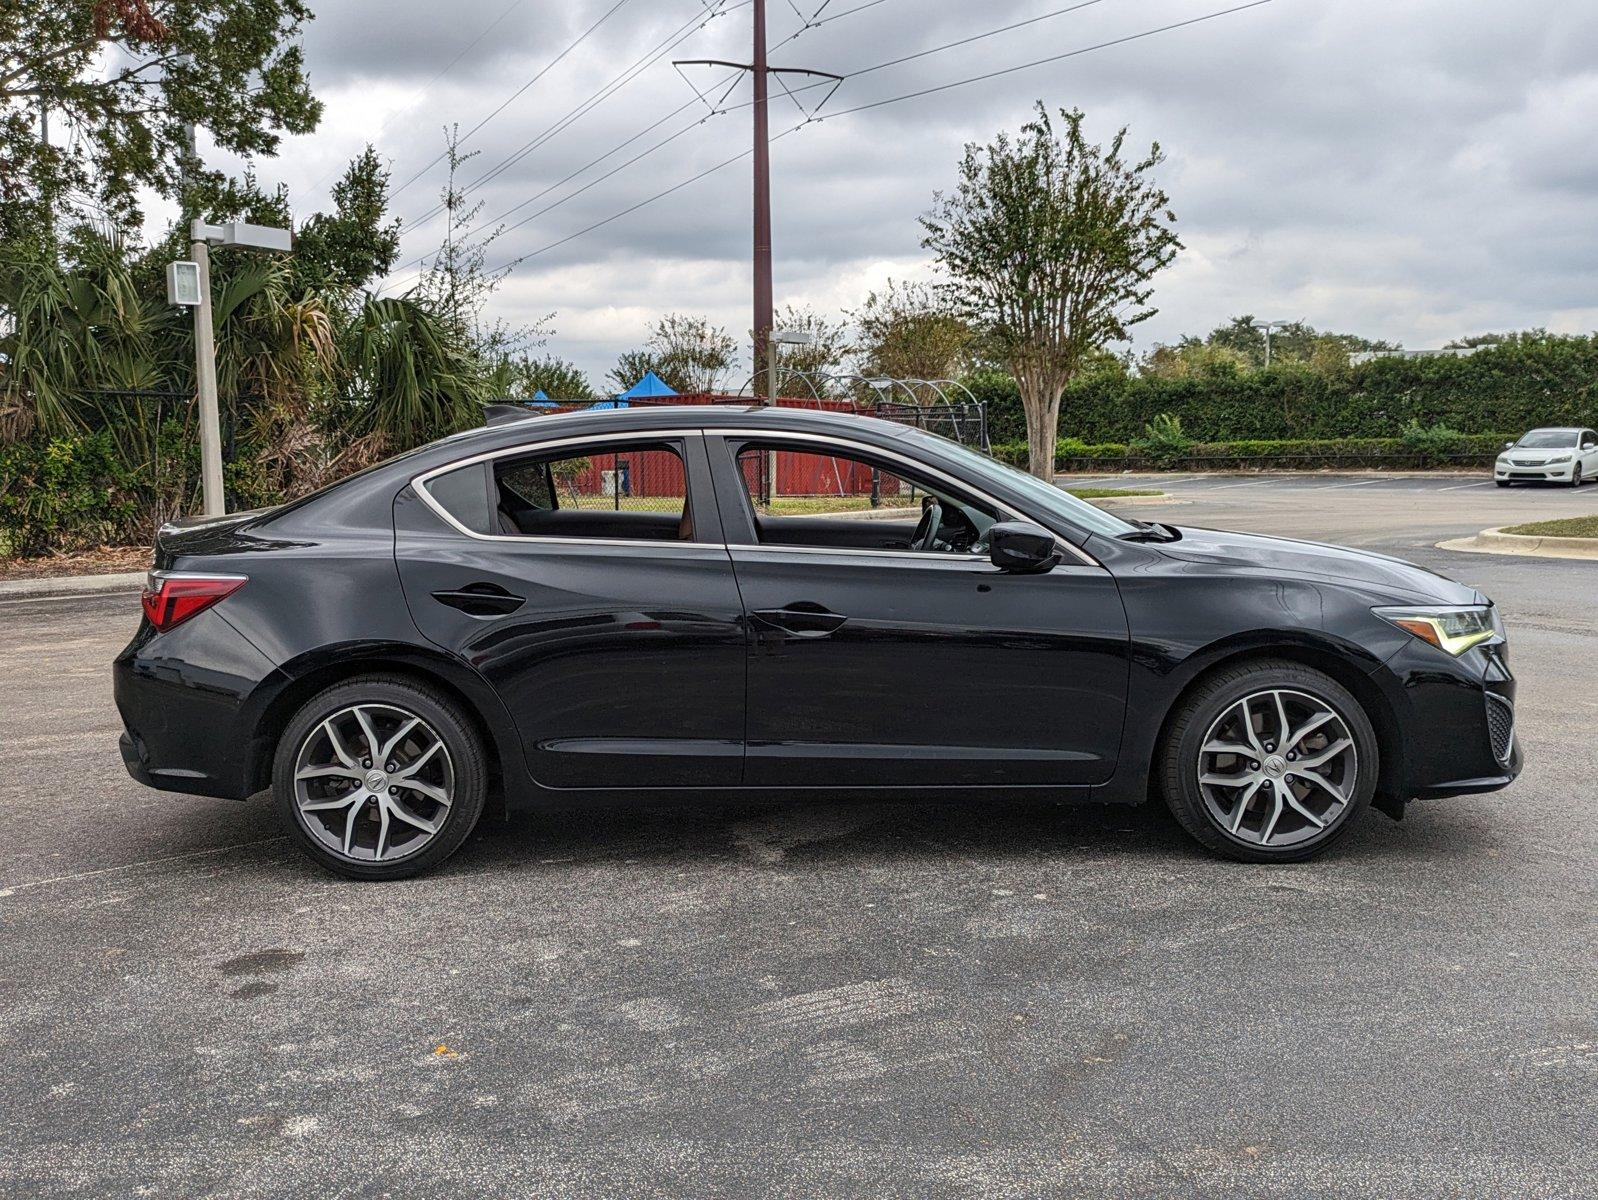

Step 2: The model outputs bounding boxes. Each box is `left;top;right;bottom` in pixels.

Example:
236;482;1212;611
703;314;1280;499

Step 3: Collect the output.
752;0;772;398
675;1;840;399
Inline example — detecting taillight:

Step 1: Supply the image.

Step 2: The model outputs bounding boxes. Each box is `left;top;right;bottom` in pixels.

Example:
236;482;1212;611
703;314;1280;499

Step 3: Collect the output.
140;574;246;632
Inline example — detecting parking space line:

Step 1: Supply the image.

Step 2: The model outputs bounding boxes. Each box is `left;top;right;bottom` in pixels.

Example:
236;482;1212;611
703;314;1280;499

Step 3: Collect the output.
1200;478;1284;490
1438;481;1494;491
1308;479;1386;491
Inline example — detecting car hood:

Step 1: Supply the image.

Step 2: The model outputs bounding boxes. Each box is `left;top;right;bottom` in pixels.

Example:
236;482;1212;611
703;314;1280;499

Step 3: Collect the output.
1152;526;1481;605
1502;449;1571;462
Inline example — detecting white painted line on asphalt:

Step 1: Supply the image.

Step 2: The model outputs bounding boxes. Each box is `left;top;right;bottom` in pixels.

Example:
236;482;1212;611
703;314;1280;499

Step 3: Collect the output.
1199;478;1284;490
1308;479;1386;491
0;835;291;894
1438;481;1495;491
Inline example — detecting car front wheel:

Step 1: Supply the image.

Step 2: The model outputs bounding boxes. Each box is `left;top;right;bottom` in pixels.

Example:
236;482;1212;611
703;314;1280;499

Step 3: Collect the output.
1158;661;1377;862
273;675;487;880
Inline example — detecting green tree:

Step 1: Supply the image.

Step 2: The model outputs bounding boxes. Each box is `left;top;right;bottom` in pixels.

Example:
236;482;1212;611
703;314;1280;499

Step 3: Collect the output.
608;349;666;395
921;104;1181;481
850;279;972;385
293;147;401;292
495;353;591;400
0;0;321;239
767;303;850;397
608;314;737;395
1151;316;1398;375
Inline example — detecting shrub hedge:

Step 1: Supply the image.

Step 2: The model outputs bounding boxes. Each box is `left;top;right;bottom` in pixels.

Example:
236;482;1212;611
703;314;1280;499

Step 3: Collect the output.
968;338;1598;445
990;434;1513;473
0;428;279;557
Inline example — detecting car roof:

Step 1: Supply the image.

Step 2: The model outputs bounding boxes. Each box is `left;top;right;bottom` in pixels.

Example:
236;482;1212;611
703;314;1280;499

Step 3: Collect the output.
1524;426;1583;433
422;403;919;457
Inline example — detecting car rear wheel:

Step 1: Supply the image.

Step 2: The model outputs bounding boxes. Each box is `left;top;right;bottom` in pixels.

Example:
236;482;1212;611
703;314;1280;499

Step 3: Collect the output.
1158;660;1376;862
273;676;487;880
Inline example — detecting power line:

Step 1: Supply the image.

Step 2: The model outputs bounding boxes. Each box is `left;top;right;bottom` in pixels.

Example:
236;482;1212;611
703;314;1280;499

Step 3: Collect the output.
389;0;636;201
821;0;1274;118
397;0;746;235
306;0;530;196
472;0;1273;278
377;75;740;295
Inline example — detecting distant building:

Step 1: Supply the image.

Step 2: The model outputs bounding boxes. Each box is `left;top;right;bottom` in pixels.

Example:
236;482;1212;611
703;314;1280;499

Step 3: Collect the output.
1349;347;1484;365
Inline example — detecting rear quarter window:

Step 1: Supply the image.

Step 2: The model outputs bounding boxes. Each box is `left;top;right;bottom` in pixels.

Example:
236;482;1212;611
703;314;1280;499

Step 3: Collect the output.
422;461;494;534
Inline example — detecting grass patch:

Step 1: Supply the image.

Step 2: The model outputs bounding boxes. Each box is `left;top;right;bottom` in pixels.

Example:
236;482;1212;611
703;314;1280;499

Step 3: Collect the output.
1065;487;1164;499
1501;515;1598;538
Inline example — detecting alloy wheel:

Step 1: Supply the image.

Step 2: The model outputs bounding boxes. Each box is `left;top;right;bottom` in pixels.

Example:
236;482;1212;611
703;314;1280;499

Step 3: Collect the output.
292;703;455;863
1196;688;1359;848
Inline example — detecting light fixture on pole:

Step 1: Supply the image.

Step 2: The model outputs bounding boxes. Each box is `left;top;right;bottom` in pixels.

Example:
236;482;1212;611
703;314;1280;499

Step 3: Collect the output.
172;220;293;518
758;329;814;506
1258;318;1294;369
767;328;814;405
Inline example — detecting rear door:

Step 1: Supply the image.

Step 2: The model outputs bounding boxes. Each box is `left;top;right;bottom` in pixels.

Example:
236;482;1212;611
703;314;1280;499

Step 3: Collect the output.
706;432;1131;789
394;431;746;789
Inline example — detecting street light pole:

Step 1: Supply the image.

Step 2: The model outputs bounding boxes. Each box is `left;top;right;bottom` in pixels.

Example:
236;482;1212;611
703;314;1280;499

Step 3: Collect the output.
1259;318;1293;369
177;220;294;519
190;229;225;517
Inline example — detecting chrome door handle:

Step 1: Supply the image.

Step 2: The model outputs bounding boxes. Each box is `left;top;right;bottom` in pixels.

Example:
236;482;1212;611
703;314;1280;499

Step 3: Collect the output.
752;604;848;638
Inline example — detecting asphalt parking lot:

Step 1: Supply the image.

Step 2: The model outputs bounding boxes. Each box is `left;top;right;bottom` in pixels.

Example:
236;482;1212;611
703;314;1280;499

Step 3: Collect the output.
2;473;1595;1198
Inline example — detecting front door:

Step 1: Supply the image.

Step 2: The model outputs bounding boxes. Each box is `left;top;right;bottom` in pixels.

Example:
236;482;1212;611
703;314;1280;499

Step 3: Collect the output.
709;435;1131;789
394;432;745;789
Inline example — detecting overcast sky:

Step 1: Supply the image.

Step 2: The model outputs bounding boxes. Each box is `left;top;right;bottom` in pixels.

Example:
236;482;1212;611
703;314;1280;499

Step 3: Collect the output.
174;0;1598;387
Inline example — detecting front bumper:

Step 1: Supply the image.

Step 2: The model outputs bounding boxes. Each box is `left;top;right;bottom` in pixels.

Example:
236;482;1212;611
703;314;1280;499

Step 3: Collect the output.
1496;461;1576;481
1371;637;1521;804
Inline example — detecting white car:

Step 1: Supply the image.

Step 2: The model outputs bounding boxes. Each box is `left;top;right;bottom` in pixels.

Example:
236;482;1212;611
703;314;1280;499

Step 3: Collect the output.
1495;427;1598;487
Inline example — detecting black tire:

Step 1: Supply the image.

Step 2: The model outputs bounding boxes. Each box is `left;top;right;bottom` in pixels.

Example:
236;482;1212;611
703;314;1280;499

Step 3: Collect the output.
1157;659;1377;863
1571;465;1583;488
1495;480;1511;488
273;675;487;880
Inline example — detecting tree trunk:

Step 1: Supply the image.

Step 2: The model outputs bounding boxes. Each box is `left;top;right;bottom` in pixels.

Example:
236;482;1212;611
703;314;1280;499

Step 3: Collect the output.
1018;373;1063;484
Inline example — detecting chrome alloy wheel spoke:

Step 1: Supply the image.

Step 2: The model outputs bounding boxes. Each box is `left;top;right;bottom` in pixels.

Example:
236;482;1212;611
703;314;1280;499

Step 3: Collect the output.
292;703;455;864
1196;688;1358;848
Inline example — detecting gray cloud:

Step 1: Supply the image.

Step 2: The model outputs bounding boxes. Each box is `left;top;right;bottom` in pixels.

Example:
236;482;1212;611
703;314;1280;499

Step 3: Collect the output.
209;0;1598;384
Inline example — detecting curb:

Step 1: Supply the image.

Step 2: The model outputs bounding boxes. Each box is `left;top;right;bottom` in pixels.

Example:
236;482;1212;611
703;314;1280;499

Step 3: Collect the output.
1087;493;1184;507
1436;526;1598;561
0;571;145;601
1057;469;1487;480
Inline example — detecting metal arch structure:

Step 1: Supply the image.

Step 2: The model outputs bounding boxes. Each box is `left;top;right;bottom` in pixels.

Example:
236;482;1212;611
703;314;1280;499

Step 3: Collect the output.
724;369;989;452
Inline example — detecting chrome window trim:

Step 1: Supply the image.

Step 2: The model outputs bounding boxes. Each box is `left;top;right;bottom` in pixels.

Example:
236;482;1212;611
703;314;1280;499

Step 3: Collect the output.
410;423;1103;568
711;428;1102;568
411;429;726;549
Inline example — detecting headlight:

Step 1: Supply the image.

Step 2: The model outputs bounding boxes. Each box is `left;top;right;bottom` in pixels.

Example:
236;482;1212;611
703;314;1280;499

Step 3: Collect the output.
1546;454;1572;464
1374;605;1497;656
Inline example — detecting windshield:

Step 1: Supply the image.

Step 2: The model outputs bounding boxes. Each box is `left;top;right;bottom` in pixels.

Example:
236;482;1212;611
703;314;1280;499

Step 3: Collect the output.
1516;430;1578;448
908;431;1140;538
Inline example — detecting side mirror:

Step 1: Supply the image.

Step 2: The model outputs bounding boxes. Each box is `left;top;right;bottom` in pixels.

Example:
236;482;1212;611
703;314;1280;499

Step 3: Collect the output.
1503;441;1515;450
989;521;1061;574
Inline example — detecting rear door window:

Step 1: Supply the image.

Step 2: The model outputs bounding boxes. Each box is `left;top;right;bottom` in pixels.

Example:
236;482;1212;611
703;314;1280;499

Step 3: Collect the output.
423;440;696;542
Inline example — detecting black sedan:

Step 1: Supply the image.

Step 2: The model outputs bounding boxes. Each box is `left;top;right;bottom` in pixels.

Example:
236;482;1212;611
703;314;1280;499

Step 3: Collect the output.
114;406;1521;879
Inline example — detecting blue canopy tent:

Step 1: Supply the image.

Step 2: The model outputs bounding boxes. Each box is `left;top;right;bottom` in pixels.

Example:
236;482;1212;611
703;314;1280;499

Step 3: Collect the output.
596;371;678;409
528;389;558;409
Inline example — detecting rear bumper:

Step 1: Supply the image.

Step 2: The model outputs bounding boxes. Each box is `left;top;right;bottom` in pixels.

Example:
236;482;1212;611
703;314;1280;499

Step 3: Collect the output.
113;610;276;801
